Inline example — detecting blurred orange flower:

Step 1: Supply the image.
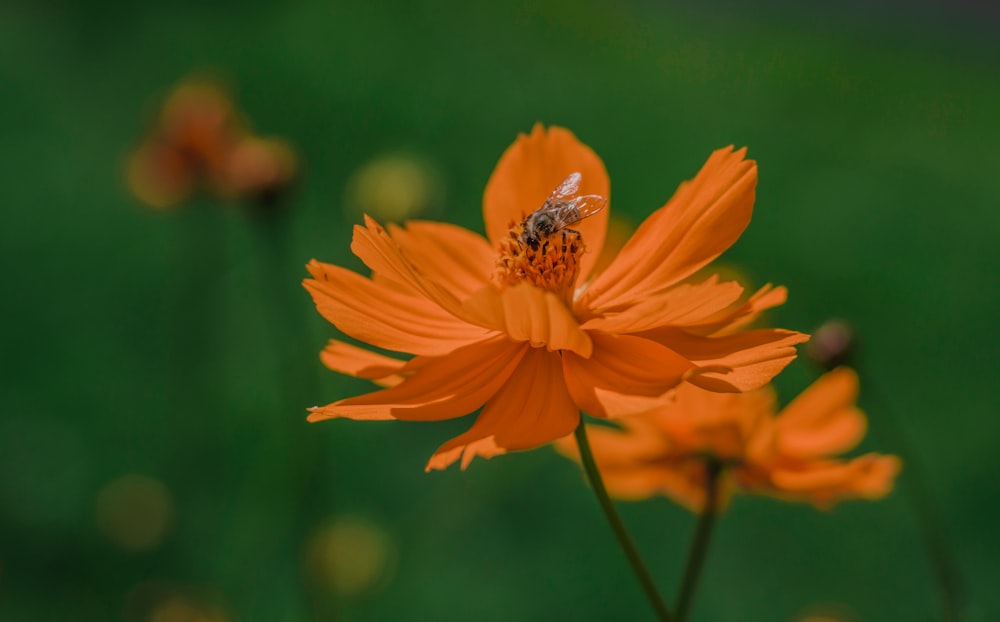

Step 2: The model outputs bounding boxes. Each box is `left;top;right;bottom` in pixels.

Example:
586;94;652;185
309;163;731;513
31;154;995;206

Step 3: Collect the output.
127;78;296;208
557;367;901;511
304;124;808;470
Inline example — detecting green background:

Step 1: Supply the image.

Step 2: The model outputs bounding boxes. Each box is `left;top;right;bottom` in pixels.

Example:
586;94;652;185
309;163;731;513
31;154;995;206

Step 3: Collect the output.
2;0;997;620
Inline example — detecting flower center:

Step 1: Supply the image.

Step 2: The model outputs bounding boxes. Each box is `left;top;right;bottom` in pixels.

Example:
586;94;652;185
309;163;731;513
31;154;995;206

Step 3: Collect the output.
494;219;586;303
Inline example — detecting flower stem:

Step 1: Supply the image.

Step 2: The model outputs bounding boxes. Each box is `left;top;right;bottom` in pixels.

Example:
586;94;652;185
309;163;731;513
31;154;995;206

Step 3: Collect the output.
574;420;674;622
675;459;723;622
858;366;963;622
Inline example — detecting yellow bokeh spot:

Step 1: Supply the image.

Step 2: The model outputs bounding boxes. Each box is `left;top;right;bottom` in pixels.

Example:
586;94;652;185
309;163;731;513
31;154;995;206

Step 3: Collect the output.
345;154;442;222
796;604;858;622
148;597;227;622
124;580;228;622
304;515;396;598
95;473;174;553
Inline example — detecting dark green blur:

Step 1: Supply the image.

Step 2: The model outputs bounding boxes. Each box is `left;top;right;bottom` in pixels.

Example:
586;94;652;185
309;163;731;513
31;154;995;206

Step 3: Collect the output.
1;1;997;620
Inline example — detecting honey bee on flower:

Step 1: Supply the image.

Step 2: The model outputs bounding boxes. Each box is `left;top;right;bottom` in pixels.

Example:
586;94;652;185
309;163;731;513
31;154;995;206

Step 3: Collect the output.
519;171;608;251
304;124;809;471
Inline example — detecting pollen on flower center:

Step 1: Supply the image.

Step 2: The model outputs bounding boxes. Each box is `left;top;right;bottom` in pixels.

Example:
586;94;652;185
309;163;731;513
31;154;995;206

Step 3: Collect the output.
494;220;585;303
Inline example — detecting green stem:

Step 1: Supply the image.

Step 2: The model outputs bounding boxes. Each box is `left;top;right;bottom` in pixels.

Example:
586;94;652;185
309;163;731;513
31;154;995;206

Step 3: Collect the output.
675;459;722;622
858;366;963;622
574;420;674;622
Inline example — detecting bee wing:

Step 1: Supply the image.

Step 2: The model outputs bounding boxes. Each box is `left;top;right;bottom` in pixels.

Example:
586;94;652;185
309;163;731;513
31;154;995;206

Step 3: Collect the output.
544;194;608;230
547;172;582;203
568;193;608;221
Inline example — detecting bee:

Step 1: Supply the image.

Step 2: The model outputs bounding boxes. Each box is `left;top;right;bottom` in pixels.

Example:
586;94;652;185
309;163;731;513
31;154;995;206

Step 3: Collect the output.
519;172;608;251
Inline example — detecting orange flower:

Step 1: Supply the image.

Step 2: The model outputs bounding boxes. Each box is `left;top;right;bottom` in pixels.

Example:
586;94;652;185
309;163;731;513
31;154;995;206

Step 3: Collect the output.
557;368;901;511
304;124;808;470
127;78;297;208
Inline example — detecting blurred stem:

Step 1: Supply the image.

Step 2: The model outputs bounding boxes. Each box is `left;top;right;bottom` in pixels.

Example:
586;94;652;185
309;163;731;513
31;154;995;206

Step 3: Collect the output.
244;205;328;615
857;364;962;622
167;203;227;481
675;459;722;622
213;202;326;621
574;420;674;622
247;207;322;511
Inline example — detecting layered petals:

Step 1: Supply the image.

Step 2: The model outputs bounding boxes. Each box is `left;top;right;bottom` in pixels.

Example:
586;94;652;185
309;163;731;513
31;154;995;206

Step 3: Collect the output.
304;260;495;356
563;334;694;418
320;339;408;386
483;124;610;281
463;282;592;356
644;328;810;392
566;417;672;467
774;367;866;458
582;146;756;312
580;276;745;334
308;338;526;422
708;284;788;335
556;425;729;511
306;126;811;470
427;348;578;471
351;216;470;318
609;461;708;507
768;454;902;506
558;369;900;511
385;220;495;298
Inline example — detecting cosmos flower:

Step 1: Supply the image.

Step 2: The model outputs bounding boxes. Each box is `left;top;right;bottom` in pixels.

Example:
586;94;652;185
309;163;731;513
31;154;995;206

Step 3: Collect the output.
127;78;297;208
304;124;808;470
556;367;901;511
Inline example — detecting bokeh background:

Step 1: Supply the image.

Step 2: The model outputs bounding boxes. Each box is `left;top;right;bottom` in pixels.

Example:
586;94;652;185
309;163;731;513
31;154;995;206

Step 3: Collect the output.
2;0;998;620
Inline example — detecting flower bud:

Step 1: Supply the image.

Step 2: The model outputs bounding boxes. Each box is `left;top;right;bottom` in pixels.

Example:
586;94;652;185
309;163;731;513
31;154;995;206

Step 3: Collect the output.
806;318;856;371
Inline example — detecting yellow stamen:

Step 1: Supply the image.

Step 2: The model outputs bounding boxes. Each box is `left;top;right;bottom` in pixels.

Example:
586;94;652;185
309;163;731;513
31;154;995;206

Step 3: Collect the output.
495;220;585;304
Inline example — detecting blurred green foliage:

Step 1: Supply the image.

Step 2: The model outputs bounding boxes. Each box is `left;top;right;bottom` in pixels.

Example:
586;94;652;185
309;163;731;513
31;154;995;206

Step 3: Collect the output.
1;0;998;620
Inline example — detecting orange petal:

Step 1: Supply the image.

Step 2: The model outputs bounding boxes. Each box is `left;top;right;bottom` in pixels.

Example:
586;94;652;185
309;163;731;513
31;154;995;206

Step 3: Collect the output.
483;124;610;281
663;390;770;461
304;260;496;356
604;457;723;512
710;284;788;336
642;328;809;392
385;220;495;299
351;216;469;319
580;276;745;333
558;422;734;512
582;146;756;312
463;282;592;356
563;334;694;418
669;383;777;437
775;367;867;458
648;460;726;512
426;436;507;472
553;424;675;502
320;340;408;387
844;454;902;499
556;420;672;468
600;466;679;502
426;348;578;470
126;141;196;208
489;350;579;449
308;338;527;422
768;454;901;505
